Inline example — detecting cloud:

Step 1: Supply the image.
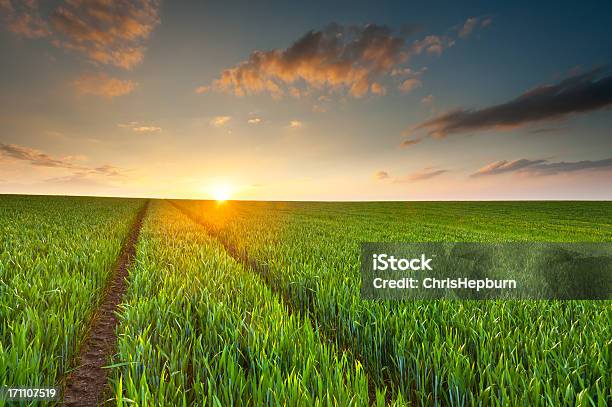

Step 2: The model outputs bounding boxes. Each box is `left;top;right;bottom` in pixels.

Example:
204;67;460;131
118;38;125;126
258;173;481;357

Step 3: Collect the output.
247;117;262;124
401;137;422;147
198;20;485;99
73;73;136;98
411;69;612;138
202;23;411;99
312;104;328;113
421;94;434;104
471;159;546;177
210;116;231;127
370;82;387;95
118;122;162;133
1;0;160;70
395;168;449;182
410;35;453;56
471;158;612;177
458;17;479;39
289;120;303;128
0;143;126;177
0;143;79;169
457;16;492;39
391;67;413;76
0;0;50;38
374;170;390;180
399;78;421;93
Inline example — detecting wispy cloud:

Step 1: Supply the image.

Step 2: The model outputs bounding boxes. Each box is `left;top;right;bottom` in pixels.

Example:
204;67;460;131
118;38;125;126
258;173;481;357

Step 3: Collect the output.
457;16;492;39
400;137;422;147
0;143;127;178
73;73;136;98
471;158;612;177
210;116;231;127
410;35;453;56
374;170;390;180
421;94;434;104
395;168;449;182
409;68;612;139
0;143;80;169
118;122;162;133
289;120;303;128
247;117;262;124
375;168;449;182
1;0;161;70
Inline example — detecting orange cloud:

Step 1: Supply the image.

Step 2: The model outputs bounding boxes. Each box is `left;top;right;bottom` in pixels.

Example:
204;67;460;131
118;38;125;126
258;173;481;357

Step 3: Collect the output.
399;78;421;93
118;122;162;133
73;73;136;98
374;170;390;180
203;24;409;99
0;0;50;38
210;116;231;127
370;82;387;95
1;0;160;70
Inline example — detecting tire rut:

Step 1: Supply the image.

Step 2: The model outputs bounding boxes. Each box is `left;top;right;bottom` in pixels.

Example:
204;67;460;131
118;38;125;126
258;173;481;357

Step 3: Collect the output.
62;200;149;406
166;199;383;406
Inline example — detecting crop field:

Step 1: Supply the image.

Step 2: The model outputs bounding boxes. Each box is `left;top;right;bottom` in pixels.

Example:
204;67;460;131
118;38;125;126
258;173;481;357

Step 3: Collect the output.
1;196;610;406
0;196;144;395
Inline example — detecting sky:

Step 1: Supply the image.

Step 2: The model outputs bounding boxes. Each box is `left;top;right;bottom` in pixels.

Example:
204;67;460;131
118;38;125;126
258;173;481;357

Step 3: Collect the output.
0;0;611;200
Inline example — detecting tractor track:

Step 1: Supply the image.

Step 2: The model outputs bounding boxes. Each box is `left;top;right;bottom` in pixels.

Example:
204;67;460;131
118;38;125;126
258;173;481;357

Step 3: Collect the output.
62;200;149;406
166;199;388;406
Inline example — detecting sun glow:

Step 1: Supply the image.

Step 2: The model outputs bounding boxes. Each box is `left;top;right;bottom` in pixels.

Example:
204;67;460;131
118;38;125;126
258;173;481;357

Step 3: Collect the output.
211;183;233;201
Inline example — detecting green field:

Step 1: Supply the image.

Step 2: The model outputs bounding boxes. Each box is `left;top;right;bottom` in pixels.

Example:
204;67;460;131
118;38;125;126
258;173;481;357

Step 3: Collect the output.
1;196;610;406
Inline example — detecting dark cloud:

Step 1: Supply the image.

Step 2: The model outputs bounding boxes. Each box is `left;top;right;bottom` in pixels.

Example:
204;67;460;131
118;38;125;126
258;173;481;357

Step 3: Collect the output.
470;159;547;177
0;143;79;169
0;143;126;177
411;69;612;138
1;0;160;69
472;158;612;177
400;137;422;147
528;127;568;134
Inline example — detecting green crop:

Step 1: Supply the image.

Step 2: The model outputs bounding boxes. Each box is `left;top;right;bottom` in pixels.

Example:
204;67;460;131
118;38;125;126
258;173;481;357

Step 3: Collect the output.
2;196;610;406
0;195;143;398
109;201;370;406
171;200;612;406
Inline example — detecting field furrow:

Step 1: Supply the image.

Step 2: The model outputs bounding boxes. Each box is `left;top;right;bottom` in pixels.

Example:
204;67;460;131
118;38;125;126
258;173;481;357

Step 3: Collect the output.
109;201;371;406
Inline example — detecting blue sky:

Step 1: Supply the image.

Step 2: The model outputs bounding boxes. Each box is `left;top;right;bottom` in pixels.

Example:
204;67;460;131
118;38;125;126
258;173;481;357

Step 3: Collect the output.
0;0;611;200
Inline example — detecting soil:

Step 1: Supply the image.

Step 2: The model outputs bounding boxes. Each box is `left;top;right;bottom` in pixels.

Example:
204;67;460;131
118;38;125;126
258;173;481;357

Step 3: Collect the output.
62;201;148;406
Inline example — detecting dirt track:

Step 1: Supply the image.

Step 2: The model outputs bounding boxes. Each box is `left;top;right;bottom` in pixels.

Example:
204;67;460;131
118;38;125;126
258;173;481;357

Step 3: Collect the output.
62;200;148;406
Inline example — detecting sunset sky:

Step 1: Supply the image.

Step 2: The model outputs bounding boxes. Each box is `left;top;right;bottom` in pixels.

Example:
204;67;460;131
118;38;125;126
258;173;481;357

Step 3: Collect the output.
1;0;611;200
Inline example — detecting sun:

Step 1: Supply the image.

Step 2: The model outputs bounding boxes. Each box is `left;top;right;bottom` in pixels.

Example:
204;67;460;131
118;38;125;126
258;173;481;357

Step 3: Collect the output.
210;183;233;202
